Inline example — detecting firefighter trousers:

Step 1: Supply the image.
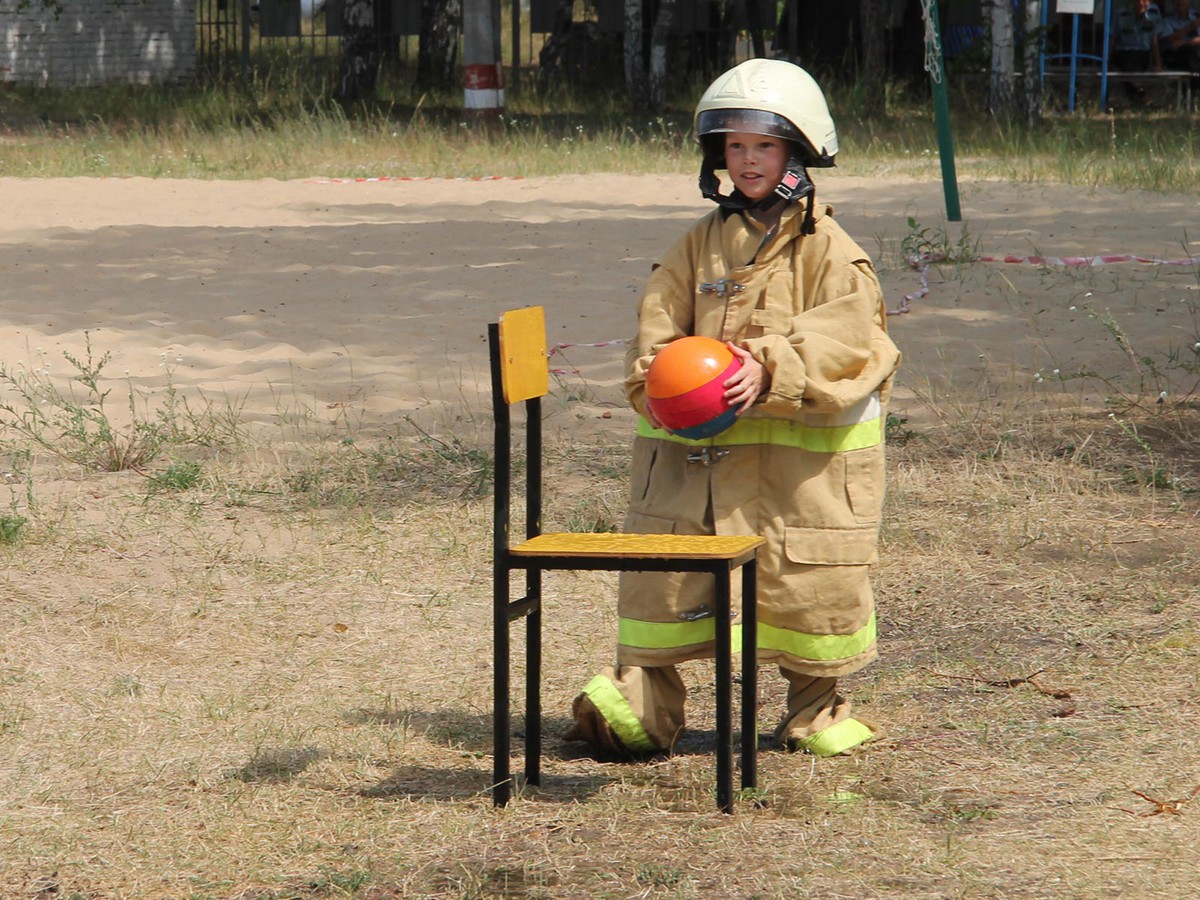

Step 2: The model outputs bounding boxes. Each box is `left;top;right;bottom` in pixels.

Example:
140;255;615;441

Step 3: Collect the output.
566;664;878;758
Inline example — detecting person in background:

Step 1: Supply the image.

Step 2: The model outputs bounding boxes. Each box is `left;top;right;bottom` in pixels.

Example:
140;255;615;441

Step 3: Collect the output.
1157;0;1200;71
1111;0;1164;103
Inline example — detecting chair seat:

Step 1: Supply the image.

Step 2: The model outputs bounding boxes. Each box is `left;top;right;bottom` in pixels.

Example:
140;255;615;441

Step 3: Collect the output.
510;532;764;560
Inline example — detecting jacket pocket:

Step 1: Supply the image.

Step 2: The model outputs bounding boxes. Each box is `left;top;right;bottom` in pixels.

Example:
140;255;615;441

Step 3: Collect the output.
844;446;884;525
627;439;660;506
624;511;678;535
784;525;879;565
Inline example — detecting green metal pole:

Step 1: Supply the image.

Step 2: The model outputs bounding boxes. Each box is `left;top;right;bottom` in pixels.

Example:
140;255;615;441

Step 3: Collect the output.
926;0;962;222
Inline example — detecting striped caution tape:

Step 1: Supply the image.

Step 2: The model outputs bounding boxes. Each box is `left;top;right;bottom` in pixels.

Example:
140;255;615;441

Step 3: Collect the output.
534;245;1197;372
551;340;628;352
548;339;628;376
891;258;931;316
303;175;525;183
978;253;1200;267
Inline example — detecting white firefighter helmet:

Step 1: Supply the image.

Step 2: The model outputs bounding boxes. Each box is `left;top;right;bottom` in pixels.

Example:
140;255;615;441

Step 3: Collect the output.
694;58;837;168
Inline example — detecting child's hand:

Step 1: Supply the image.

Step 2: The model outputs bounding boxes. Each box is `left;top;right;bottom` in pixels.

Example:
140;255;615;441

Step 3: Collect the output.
723;342;767;414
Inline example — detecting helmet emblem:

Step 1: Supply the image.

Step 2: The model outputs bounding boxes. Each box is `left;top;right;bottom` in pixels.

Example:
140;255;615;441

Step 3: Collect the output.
711;70;746;100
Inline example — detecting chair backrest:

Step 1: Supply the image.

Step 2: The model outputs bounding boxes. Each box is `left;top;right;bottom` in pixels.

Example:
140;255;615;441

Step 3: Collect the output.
489;307;549;552
496;306;549;404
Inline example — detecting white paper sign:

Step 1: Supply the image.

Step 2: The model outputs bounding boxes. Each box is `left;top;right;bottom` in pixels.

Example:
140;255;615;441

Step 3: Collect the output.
1057;0;1094;13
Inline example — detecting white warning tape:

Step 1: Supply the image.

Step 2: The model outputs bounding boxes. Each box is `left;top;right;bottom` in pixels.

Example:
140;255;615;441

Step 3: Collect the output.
540;245;1197;373
548;339;628;375
303;175;524;183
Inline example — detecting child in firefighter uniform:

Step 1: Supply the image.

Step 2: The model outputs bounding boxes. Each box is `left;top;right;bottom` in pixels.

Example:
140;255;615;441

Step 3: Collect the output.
565;59;902;758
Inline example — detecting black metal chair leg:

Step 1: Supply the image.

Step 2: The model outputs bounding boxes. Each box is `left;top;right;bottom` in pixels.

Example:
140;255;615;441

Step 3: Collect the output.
493;575;512;807
525;583;542;787
713;569;734;814
741;559;758;792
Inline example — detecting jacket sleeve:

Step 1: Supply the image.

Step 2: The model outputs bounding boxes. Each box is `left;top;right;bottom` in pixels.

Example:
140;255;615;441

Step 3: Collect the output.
623;225;705;418
742;226;901;417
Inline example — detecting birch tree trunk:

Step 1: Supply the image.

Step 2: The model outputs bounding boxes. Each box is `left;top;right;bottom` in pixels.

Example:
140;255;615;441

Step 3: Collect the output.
989;0;1016;115
417;0;462;91
337;0;377;101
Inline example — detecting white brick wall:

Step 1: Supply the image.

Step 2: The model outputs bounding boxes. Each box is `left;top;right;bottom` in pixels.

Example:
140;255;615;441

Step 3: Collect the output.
1;0;197;86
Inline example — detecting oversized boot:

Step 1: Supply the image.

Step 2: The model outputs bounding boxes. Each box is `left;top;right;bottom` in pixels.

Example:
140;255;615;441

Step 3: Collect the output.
565;665;686;758
774;669;878;756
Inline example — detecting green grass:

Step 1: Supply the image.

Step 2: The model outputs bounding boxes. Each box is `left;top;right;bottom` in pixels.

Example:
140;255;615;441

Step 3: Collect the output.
2;68;1198;192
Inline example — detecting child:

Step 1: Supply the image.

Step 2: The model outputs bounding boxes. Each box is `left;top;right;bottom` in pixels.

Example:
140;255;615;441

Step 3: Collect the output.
565;59;902;759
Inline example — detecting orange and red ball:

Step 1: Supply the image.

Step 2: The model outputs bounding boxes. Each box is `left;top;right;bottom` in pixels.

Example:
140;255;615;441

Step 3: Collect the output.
645;336;742;439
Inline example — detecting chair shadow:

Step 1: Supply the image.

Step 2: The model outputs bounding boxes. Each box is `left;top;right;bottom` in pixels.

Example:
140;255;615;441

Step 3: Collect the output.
349;703;737;754
344;706;636;803
226;746;328;784
343;705;758;803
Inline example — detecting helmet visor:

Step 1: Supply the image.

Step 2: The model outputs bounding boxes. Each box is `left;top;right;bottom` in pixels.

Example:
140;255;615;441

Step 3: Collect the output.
696;109;803;144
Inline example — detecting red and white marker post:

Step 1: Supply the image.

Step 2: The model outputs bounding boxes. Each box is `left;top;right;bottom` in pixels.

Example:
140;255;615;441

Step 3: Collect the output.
463;0;504;117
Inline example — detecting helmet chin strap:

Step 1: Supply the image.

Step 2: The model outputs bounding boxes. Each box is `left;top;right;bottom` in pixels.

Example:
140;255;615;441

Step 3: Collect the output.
699;153;818;235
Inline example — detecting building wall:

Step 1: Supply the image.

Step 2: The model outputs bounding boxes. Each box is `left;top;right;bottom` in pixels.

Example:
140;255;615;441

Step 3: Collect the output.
1;0;196;86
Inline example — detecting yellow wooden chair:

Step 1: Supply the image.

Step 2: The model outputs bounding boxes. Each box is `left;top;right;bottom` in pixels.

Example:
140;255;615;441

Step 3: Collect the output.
488;306;765;814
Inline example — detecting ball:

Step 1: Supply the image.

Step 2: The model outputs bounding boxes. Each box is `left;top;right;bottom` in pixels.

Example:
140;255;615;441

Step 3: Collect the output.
645;336;742;439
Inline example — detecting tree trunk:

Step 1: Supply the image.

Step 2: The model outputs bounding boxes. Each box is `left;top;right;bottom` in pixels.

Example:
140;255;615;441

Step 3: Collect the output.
537;0;574;87
417;0;462;92
861;0;887;116
647;0;677;112
718;0;739;70
337;0;378;102
742;0;766;59
1022;0;1042;123
989;0;1016;115
624;0;648;111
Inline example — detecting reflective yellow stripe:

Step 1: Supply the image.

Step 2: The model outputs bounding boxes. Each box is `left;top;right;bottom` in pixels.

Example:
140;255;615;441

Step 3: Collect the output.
636;412;882;452
619;614;875;663
581;674;657;753
795;717;875;757
758;616;876;661
619;616;742;650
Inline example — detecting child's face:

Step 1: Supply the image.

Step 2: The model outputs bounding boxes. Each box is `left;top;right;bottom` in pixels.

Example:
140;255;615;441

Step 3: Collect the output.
724;132;788;204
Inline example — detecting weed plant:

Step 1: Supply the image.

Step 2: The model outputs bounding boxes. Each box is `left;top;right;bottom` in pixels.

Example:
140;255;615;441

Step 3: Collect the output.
146;460;204;494
0;335;244;472
0;512;25;544
279;419;492;510
1030;291;1200;424
900;215;981;267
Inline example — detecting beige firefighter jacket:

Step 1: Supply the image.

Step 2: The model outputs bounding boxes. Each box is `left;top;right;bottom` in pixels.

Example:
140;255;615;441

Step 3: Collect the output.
618;200;902;678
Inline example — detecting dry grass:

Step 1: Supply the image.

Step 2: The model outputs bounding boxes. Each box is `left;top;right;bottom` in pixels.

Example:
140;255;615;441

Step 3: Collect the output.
1;361;1197;899
1;209;1198;897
